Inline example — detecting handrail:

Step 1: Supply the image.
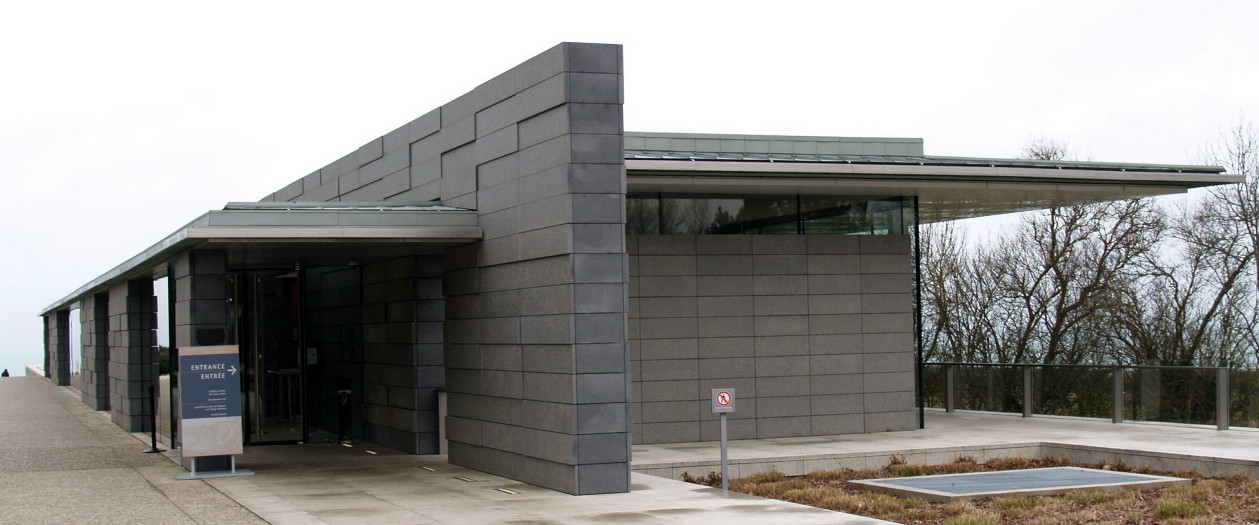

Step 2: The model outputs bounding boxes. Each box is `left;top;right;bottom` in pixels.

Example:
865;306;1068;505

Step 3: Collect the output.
931;361;1223;371
924;362;1231;430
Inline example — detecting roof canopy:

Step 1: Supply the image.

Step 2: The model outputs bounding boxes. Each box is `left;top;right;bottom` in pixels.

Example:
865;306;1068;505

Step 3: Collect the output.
40;203;480;315
624;132;1239;223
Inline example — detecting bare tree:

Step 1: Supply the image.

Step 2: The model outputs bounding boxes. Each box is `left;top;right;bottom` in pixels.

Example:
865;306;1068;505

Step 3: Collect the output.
923;126;1257;370
988;199;1164;364
921;222;1004;362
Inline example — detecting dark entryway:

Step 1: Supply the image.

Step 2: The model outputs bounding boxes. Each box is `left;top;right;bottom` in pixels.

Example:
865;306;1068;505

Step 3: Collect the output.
230;266;364;446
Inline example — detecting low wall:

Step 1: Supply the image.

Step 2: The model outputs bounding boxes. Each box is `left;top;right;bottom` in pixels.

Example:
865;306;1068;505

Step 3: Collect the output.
635;442;1259;481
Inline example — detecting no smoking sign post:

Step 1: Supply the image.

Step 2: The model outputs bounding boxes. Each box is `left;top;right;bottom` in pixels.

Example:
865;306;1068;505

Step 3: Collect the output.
711;388;736;493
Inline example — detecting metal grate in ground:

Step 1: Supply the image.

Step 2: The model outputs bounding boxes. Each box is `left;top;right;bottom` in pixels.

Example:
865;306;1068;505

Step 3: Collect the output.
847;467;1190;502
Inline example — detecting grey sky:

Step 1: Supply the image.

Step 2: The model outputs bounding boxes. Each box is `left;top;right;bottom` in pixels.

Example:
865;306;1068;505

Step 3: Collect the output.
2;1;1256;374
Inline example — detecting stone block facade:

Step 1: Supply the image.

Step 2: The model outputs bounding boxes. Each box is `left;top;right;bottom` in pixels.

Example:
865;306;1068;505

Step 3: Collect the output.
360;255;446;454
628;234;916;444
262;42;630;495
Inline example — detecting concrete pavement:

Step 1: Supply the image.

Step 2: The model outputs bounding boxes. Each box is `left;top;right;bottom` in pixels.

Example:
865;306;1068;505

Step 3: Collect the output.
12;372;1257;525
0;376;265;524
0;377;892;525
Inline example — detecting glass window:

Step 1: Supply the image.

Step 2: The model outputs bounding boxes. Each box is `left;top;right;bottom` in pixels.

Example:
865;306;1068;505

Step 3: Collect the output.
626;193;914;235
659;194;798;234
626;195;659;234
801;196;870;234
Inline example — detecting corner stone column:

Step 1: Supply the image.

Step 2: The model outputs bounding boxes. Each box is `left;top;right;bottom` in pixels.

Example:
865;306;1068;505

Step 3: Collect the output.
80;293;111;410
108;278;158;431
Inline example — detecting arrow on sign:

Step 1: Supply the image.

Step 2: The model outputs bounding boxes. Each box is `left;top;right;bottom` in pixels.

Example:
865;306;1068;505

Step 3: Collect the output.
228;365;238;376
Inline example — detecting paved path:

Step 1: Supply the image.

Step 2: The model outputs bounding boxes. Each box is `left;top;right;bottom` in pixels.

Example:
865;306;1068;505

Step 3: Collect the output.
204;444;894;525
1;377;892;525
0;377;265;524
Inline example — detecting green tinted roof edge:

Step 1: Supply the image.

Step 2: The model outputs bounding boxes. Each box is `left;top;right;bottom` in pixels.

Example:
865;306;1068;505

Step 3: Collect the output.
624;150;1226;175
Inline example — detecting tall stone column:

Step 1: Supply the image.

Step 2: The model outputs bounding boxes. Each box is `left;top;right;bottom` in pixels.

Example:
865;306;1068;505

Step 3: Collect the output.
108;278;158;431
46;310;71;386
171;249;231;470
80;293;110;410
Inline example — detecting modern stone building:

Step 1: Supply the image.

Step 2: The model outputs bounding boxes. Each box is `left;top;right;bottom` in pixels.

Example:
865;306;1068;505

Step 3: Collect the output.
39;42;1238;495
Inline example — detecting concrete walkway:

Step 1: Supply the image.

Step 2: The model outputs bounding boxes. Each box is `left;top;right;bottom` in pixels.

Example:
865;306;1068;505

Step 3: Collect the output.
0;377;265;524
12;373;1256;525
1;377;892;525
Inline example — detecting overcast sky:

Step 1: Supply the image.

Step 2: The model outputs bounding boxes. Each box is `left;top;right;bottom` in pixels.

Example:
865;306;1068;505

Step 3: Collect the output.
2;1;1256;375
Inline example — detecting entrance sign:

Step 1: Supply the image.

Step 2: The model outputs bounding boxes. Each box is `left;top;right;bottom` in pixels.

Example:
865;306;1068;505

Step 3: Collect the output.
179;345;244;458
710;387;736;493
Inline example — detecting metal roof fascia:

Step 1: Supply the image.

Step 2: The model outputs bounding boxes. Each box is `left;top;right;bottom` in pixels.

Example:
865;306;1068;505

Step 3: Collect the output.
625;159;1241;187
39;208;484;316
39;215;207;316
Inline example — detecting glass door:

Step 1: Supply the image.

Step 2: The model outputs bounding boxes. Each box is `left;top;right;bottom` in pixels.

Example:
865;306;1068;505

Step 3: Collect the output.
239;270;305;444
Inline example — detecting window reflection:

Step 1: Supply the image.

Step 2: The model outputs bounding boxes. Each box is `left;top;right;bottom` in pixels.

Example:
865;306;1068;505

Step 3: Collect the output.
627;193;913;235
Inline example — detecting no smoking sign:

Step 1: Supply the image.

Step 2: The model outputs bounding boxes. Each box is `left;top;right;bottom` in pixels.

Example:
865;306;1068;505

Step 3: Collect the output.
711;388;736;413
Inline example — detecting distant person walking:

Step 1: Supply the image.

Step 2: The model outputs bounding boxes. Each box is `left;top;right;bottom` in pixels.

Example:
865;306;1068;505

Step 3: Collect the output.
1;369;9;377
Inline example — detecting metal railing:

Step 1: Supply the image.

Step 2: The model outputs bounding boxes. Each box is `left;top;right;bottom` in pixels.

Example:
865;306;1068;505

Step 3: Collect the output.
923;362;1232;430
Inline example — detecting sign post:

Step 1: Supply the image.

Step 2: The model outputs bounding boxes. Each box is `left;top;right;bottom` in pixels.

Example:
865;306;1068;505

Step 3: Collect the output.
711;388;736;494
175;345;253;479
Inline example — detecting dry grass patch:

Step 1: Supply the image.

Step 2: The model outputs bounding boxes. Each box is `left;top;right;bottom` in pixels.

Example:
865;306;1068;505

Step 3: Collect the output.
681;456;1259;524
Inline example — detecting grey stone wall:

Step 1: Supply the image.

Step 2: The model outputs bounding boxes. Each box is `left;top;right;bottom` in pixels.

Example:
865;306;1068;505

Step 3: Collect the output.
108;278;158;431
47;310;71;386
260;42;630;495
628;234;916;444
80;293;110;410
361;256;445;454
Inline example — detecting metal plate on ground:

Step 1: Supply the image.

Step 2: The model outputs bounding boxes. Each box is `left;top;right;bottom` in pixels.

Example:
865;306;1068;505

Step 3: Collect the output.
848;467;1190;502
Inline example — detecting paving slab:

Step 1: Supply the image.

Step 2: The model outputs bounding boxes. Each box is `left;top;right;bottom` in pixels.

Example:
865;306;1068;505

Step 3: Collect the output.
207;442;896;524
0;377;265;525
633;409;1259;480
2;376;893;524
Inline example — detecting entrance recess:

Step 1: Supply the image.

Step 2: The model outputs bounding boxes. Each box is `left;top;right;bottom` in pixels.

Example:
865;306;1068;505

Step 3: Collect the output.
232;270;305;444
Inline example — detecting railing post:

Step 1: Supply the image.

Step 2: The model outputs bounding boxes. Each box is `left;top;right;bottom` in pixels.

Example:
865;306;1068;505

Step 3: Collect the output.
1112;365;1123;424
945;365;956;413
1022;365;1033;418
1217;367;1230;431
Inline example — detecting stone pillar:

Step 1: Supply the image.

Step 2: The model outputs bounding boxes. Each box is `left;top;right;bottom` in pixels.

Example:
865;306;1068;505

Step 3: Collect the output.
80;293;110;410
173;250;230;347
43;316;50;378
47;310;71;386
171;249;231;469
108;278;158;431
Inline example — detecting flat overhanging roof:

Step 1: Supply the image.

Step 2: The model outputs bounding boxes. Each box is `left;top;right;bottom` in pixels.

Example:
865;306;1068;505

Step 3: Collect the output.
40;202;481;315
624;132;1240;222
